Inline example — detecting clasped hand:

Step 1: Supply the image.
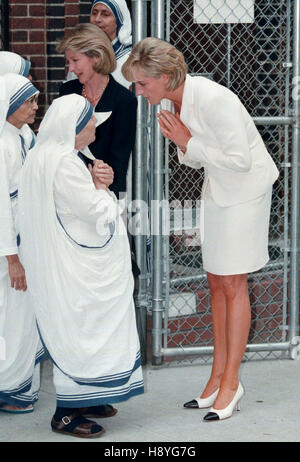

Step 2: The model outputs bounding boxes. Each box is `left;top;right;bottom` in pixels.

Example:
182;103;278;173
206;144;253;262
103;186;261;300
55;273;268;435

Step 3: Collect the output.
88;160;114;190
157;110;192;153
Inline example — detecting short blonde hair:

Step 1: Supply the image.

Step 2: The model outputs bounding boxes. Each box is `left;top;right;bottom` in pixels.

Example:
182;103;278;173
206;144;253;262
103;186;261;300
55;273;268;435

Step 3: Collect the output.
57;23;116;75
122;37;188;91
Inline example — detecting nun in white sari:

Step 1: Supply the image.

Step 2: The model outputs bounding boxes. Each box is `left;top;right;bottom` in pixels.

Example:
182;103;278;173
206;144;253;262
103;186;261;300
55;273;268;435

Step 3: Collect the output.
0;51;36;151
0;73;44;413
18;94;144;438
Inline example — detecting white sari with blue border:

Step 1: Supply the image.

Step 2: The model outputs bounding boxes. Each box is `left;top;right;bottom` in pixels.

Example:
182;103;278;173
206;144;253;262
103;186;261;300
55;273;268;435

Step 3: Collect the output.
0;123;44;407
18;95;144;406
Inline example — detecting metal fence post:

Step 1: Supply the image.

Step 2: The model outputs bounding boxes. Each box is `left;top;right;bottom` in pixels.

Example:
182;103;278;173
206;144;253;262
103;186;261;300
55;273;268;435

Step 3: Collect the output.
131;0;149;365
151;0;165;365
0;0;9;50
289;0;300;359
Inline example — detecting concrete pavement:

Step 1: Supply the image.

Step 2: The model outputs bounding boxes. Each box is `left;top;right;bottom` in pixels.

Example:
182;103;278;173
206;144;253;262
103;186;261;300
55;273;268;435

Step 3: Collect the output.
0;357;299;443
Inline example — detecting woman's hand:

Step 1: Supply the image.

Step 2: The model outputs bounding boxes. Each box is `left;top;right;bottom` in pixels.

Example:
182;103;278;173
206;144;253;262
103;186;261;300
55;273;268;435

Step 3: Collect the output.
157;110;192;153
94;160;114;187
88;160;114;190
6;254;27;291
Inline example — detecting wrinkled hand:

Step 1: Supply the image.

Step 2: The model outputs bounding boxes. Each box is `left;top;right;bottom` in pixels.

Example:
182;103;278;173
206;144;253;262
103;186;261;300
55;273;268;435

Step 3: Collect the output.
6;255;27;291
88;160;114;190
94;160;114;187
157;110;192;153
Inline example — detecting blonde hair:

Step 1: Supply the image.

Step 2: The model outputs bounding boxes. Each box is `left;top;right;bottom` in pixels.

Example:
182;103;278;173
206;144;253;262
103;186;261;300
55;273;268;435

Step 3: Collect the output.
57;23;116;74
122;37;188;91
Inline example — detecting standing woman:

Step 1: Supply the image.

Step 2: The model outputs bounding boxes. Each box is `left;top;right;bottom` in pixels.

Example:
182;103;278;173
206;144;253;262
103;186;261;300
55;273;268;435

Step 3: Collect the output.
58;23;137;199
0;74;44;414
67;0;132;88
122;38;279;421
18;94;144;438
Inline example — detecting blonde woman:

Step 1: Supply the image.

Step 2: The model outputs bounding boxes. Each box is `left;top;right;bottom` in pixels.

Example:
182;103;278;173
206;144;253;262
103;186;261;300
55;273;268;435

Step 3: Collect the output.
122;37;279;421
68;0;132;88
58;23;137;199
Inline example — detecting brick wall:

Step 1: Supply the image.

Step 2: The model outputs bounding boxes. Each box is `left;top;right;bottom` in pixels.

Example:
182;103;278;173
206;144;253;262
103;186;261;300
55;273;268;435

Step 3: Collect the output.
9;0;48;126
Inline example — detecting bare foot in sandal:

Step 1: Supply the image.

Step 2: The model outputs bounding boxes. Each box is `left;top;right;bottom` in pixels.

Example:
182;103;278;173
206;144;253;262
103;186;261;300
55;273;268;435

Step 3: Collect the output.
0;402;34;414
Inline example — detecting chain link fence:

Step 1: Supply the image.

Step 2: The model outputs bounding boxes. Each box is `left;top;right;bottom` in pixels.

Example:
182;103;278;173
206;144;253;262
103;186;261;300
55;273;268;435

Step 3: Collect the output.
142;0;300;366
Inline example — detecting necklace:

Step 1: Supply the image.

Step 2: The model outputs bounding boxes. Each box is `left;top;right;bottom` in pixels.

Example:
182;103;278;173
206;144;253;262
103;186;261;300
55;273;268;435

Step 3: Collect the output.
82;76;109;106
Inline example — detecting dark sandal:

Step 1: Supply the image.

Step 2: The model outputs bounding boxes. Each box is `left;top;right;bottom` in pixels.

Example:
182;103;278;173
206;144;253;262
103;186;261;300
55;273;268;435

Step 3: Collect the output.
51;410;105;438
80;404;118;418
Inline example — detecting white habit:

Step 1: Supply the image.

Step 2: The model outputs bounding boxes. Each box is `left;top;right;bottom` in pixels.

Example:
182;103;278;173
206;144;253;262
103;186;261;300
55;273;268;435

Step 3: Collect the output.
0;75;44;407
18;95;144;407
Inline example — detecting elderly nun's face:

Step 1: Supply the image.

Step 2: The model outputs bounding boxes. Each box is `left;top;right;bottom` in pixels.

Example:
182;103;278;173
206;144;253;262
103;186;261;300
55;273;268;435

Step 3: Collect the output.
90;3;118;41
7;94;38;129
75;116;97;150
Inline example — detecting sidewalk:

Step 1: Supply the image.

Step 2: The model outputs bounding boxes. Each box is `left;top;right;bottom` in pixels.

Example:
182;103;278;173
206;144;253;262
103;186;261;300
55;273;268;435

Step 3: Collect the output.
0;358;299;442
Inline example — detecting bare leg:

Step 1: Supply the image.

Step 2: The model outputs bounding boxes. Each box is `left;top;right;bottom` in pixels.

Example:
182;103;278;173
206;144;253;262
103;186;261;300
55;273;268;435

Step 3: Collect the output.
201;272;227;398
213;273;251;409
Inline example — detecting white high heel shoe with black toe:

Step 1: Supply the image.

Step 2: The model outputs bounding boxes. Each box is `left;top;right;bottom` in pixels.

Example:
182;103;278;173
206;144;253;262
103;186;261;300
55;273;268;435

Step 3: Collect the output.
203;382;244;421
183;388;219;409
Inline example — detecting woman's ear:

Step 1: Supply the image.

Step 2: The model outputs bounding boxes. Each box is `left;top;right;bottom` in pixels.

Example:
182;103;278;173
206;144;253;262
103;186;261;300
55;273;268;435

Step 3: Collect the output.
161;74;170;86
92;56;101;71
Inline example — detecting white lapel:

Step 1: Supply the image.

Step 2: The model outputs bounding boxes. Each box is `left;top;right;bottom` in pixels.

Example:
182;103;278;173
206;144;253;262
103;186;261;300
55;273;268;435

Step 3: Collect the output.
160;75;195;132
180;74;194;127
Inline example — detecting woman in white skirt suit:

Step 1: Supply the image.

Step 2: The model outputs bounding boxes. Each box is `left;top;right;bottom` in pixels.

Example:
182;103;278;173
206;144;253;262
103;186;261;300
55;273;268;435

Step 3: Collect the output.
122;38;279;421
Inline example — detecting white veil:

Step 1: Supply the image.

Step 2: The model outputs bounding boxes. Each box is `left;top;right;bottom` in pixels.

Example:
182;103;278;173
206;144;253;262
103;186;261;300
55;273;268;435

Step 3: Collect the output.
0;73;39;135
0;51;31;77
91;0;132;45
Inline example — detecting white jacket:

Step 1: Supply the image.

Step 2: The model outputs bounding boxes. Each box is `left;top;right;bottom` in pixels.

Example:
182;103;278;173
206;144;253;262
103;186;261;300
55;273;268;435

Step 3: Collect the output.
163;74;279;207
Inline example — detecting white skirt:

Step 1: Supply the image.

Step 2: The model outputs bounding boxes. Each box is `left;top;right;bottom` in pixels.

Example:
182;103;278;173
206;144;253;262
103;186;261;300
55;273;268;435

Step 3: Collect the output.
201;184;272;276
